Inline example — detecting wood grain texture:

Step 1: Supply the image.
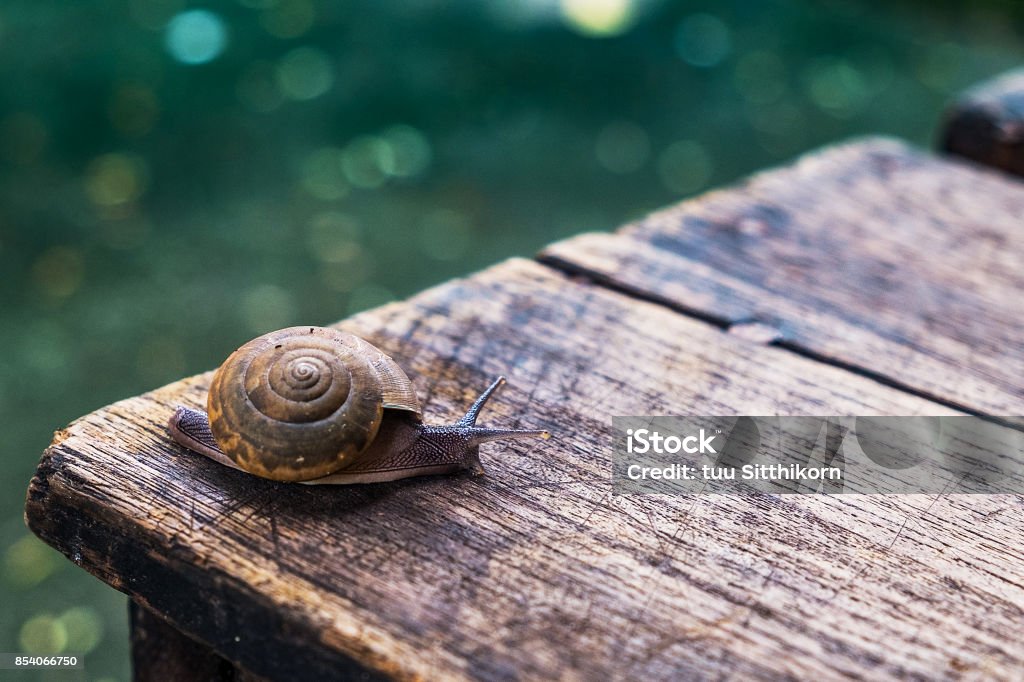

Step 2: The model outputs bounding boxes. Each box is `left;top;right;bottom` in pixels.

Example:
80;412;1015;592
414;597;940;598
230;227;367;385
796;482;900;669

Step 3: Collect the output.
540;138;1024;422
25;258;1024;681
942;68;1024;177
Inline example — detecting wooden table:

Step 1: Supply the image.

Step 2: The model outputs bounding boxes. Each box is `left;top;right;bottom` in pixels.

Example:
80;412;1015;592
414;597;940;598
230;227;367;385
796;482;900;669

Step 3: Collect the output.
25;70;1024;681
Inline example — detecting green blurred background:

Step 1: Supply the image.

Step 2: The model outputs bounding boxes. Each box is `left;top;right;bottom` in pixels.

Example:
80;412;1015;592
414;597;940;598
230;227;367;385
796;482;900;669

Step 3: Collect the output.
0;0;1021;679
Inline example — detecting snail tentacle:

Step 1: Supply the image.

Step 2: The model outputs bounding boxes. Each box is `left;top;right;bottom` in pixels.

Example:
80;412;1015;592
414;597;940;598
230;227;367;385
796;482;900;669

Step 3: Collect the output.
457;376;507;427
452;375;551;443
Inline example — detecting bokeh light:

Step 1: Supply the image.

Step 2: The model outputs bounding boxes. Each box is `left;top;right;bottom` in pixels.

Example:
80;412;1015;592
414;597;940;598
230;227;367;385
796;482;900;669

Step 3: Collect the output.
306;211;362;263
675;13;732;67
379;126;432;179
4;535;61;589
803;57;871;117
164;9;228;65
275;47;333;100
19;614;67;654
657;140;713;195
560;0;636;37
15;606;104;655
341;136;392;189
84;153;148;207
59;607;105;654
300;147;350;201
31;247;85;301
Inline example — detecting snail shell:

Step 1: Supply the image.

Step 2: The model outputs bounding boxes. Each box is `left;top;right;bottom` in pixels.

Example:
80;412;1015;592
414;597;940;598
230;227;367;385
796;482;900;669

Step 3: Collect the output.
169;326;550;484
207;326;421;481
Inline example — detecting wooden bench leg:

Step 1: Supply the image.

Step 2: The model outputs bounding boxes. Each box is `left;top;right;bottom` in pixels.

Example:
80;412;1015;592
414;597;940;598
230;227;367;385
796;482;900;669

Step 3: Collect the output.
130;600;237;682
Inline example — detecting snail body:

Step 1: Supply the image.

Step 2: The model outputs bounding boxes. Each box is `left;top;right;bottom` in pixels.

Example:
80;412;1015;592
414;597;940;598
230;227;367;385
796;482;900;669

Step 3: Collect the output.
168;326;548;484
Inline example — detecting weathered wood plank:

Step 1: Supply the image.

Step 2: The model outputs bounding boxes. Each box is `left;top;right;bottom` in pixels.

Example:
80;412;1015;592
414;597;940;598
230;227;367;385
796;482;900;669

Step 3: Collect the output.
25;258;1024;680
540;138;1024;420
942;68;1024;177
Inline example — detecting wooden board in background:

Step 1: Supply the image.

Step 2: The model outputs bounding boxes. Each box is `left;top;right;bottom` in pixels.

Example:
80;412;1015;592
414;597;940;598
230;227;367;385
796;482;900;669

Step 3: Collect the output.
942;67;1024;178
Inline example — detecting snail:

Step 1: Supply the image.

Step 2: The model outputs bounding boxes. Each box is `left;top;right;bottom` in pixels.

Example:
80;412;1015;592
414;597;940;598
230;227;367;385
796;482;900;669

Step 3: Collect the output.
167;326;549;484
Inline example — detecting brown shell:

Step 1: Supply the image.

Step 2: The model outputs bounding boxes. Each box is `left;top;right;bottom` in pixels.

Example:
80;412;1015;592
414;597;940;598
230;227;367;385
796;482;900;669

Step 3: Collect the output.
207;326;420;481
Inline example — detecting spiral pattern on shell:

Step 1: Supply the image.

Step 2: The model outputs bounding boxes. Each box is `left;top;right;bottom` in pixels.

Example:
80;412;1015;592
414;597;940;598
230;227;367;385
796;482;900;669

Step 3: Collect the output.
207;326;417;481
